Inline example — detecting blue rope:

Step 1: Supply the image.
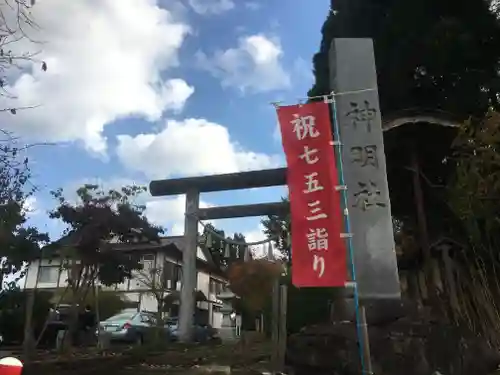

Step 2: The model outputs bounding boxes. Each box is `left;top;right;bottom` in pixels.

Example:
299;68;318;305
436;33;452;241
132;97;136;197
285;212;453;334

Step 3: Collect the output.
330;94;368;374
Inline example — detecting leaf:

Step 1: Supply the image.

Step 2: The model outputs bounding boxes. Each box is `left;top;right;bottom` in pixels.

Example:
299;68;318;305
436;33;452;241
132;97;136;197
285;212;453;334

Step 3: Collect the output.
227;259;283;311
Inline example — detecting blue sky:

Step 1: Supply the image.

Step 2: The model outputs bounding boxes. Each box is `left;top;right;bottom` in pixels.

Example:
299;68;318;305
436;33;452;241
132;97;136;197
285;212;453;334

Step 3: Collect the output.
2;0;330;246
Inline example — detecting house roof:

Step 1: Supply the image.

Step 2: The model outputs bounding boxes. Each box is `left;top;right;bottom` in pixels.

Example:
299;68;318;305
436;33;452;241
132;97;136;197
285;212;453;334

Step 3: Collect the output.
41;235;226;279
108;236;215;263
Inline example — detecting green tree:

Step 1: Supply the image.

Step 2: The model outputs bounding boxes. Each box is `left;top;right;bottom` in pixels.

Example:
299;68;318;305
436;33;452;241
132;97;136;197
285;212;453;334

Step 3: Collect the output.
52;288;131;321
0;143;48;285
308;0;500;221
227;259;283;312
445;112;500;344
201;224;248;268
261;197;290;263
0;0;53;359
309;0;500;117
0;289;52;344
47;184;164;346
0;141;49;359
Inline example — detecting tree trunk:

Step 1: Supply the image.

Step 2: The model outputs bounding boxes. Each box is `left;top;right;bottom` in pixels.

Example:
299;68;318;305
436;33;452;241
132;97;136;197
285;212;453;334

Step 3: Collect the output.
410;147;439;308
442;246;460;321
23;289;36;361
154;296;165;345
23;260;41;362
64;292;79;350
64;259;84;350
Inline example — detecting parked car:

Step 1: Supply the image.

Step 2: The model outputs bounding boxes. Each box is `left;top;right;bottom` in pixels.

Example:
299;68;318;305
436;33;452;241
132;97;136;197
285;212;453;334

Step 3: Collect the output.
98;310;164;345
165;317;219;343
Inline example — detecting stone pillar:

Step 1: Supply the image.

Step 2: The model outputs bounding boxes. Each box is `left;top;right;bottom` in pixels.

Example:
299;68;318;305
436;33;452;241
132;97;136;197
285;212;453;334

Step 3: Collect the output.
218;294;237;342
179;189;199;343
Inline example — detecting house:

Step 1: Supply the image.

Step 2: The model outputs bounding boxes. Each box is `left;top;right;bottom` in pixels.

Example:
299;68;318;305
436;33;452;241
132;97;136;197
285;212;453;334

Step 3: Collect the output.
22;236;229;328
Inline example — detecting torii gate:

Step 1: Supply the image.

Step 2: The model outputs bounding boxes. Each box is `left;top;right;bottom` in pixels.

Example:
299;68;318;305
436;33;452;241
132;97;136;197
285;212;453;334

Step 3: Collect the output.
149;168;288;343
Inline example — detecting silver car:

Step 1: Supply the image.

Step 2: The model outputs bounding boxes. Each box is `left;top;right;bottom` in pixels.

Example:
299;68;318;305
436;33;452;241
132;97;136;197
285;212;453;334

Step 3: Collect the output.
98;311;159;345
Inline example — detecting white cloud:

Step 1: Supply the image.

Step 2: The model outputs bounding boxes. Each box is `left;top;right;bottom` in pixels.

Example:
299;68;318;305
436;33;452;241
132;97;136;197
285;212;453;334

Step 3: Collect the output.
116;117;283;179
196;34;290;93
273;120;282;142
188;0;234;15
0;0;193;155
145;195;214;235
22;196;38;216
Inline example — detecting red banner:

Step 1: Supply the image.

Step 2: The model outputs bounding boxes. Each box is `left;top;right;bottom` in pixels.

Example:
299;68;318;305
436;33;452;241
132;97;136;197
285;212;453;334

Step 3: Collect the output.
277;101;346;287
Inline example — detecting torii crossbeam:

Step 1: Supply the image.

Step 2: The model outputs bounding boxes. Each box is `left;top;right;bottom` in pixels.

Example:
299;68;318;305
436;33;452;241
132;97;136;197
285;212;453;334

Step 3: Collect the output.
149;167;289;343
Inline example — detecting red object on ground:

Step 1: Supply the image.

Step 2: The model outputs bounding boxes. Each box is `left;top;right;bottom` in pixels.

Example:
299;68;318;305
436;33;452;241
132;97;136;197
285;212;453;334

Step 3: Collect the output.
276;101;346;287
0;357;23;375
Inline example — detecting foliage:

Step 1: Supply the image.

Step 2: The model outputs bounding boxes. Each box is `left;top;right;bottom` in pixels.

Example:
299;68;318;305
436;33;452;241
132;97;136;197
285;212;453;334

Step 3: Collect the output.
201;224;248;268
0;0;52;283
0;0;48;113
447;112;500;247
0;140;49;286
261;197;290;263
52;288;131;321
282;271;334;334
0;289;52;344
447;112;500;270
227;259;283;312
307;0;500;233
309;0;500;118
47;183;164;341
444;112;500;344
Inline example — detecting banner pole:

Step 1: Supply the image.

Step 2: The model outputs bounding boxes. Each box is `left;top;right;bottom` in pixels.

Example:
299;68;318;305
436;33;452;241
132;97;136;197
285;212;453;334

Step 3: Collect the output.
328;94;374;374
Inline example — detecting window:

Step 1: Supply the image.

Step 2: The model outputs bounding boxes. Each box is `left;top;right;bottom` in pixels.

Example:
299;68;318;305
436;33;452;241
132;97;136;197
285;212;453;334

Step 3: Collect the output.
210;279;224;294
141;313;157;325
141;254;155;270
173;264;182;283
162;261;173;281
105;312;137;321
38;266;59;283
161;262;184;289
209;279;218;293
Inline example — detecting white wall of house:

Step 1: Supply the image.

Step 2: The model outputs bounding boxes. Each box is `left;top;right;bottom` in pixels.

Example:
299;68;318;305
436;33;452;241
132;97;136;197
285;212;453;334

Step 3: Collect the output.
24;258;67;290
139;293;158;312
23;246;228;328
212;310;222;328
